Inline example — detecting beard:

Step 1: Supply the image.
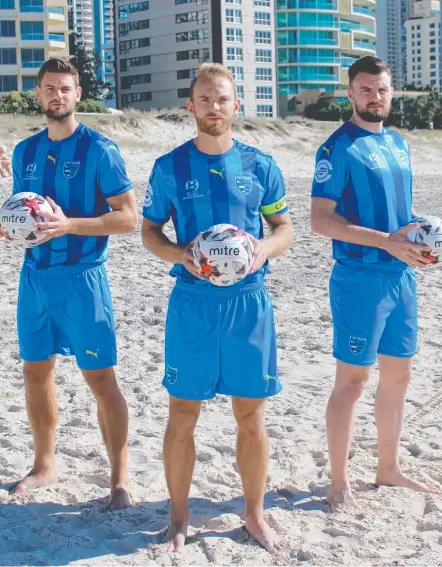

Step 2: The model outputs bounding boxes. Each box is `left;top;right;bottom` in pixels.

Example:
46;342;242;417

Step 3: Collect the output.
354;101;390;123
195;114;233;137
42;104;74;122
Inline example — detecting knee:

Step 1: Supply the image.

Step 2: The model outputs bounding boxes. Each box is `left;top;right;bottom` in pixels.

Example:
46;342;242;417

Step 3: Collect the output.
85;370;121;403
334;375;369;404
387;370;411;389
23;362;54;387
168;407;200;438
234;406;266;435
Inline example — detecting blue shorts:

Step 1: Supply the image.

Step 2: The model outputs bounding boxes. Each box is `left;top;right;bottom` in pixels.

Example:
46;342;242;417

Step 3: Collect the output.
330;262;417;366
17;263;117;370
163;280;281;400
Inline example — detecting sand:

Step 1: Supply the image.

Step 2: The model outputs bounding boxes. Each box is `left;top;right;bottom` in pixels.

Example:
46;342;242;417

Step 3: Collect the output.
0;113;442;566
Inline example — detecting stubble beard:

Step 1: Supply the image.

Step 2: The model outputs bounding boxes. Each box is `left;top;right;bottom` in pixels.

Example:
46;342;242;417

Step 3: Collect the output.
354;101;391;123
42;104;74;123
196;115;233;137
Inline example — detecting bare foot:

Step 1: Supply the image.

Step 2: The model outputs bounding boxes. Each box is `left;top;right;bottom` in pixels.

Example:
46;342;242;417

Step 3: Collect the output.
162;520;188;552
327;489;359;513
244;516;281;554
104;486;133;511
375;470;440;494
9;468;57;494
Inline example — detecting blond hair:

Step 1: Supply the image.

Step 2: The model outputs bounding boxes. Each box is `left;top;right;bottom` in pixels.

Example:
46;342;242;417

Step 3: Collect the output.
190;63;236;99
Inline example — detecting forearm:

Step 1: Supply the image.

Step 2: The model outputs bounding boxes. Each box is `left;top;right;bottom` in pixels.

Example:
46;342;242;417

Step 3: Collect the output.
142;226;184;264
67;209;137;236
312;211;389;250
264;222;293;258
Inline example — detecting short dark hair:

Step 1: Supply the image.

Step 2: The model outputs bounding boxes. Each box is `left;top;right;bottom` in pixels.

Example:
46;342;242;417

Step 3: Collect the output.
37;58;79;87
348;56;392;85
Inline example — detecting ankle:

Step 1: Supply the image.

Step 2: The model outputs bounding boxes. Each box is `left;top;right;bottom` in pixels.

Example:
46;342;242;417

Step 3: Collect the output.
170;508;190;524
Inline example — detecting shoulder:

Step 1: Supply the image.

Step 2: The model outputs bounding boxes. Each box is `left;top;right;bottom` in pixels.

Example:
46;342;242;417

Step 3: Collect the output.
384;127;408;146
234;140;274;165
13;129;46;157
154;140;193;171
318;123;356;157
80;125;122;158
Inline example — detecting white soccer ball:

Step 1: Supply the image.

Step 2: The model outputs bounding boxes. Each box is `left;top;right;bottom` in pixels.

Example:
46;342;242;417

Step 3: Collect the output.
0;192;53;248
407;215;442;264
193;223;255;287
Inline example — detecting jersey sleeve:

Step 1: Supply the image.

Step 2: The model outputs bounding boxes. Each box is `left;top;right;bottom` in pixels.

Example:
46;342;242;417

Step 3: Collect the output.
12;144;24;195
311;140;349;202
260;157;288;216
142;160;171;224
97;142;132;199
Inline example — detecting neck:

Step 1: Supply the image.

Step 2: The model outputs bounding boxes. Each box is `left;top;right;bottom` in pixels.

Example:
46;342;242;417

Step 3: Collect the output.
193;131;233;155
46;114;79;142
350;113;383;134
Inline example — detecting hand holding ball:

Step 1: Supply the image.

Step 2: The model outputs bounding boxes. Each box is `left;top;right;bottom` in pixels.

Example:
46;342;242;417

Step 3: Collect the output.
407;216;442;265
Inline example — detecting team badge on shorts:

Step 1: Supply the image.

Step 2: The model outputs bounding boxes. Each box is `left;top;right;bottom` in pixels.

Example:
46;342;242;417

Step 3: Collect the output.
349;336;366;355
166;365;178;384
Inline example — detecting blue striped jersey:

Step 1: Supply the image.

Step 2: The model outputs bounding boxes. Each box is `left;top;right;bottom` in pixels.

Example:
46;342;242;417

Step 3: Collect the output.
311;121;413;266
143;139;288;286
12;123;132;271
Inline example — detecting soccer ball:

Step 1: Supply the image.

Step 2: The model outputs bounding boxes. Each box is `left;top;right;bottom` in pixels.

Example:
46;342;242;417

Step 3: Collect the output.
0;192;53;248
193;223;255;286
407;215;442;264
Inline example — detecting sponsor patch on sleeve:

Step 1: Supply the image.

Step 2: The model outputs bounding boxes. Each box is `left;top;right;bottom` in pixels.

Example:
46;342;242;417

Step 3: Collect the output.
314;159;333;183
260;197;287;216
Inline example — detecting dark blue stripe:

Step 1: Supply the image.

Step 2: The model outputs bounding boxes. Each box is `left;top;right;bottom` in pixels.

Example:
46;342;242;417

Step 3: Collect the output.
38;143;59;269
240;151;262;237
65;130;93;266
173;143;195;245
339;184;362;259
21;136;41;262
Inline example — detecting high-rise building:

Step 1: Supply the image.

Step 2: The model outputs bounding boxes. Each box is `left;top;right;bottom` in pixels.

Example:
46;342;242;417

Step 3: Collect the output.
376;0;412;87
68;0;93;51
276;0;376;114
0;0;69;94
115;0;277;117
405;0;440;88
94;0;116;107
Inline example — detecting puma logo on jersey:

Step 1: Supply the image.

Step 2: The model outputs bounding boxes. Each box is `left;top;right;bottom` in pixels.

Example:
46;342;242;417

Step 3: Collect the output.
47;155;57;163
209;168;225;179
379;144;391;153
322;146;332;156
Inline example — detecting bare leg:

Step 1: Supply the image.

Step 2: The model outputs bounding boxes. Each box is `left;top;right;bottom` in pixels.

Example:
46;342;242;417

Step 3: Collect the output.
232;397;280;554
326;361;371;511
11;358;58;493
375;355;439;493
162;396;201;552
82;367;132;510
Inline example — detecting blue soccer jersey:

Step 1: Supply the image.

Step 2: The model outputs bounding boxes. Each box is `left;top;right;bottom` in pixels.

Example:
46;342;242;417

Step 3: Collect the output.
143;139;288;286
12;123;132;271
311;121;413;266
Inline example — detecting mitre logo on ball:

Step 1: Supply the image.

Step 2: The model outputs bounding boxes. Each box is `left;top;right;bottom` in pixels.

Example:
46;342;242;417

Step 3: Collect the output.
193;223;255;287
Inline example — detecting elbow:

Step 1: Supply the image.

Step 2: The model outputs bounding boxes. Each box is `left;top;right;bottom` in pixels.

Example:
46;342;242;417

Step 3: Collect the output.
310;214;326;236
126;210;139;233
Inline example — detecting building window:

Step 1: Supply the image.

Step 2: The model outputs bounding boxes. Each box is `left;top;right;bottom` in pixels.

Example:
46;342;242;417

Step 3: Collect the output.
225;0;241;3
21;48;44;67
176;29;209;42
0;0;15;8
254;11;270;25
238;103;244;116
255;48;271;63
226;27;242;42
236;84;244;99
178;87;190;98
121;74;151;89
256;67;272;81
120;55;151;72
177;48;209;61
0;47;16;64
121;92;152;106
119;37;150;54
0;20;15;37
254;0;270;5
176;9;208;24
176;0;208;3
119;19;149;36
257;104;272;117
22;75;37;91
256;86;272;99
225;8;241;23
228;65;244;80
227;46;243;61
118;1;149;19
20;21;43;40
177;68;198;79
0;74;17;91
255;30;271;44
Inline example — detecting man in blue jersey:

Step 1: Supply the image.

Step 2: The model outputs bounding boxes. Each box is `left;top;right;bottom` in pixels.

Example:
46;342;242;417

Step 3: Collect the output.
142;63;293;552
3;59;138;509
311;56;438;512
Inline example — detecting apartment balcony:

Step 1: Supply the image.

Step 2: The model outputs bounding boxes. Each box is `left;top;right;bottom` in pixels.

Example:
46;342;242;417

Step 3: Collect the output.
21;62;44;74
352;5;375;20
352;39;376;54
295;1;338;10
47;6;65;22
48;32;66;49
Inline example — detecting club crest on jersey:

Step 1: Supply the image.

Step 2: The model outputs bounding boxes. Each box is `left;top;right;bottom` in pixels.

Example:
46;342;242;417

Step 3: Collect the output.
396;149;410;166
63;161;81;179
235;176;253;195
349;336;366;355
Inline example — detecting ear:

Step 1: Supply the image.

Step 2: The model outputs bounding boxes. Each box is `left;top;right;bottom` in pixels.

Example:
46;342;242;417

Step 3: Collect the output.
234;98;240;113
76;86;82;103
187;98;195;117
348;87;353;103
35;85;41;103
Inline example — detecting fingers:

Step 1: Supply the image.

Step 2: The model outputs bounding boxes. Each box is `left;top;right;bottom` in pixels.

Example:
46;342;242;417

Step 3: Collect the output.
45;196;58;211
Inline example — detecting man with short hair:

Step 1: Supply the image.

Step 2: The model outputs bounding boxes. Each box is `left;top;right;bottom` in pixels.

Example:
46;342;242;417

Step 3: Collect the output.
5;58;138;509
311;56;438;512
142;63;293;552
